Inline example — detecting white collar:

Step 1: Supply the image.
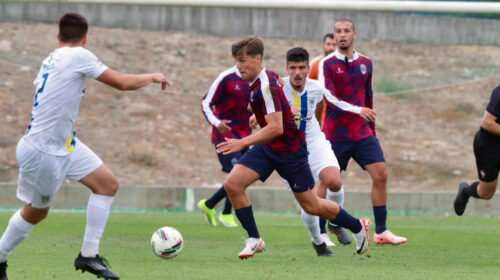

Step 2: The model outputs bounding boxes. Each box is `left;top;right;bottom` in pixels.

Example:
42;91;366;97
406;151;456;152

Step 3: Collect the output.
333;50;359;62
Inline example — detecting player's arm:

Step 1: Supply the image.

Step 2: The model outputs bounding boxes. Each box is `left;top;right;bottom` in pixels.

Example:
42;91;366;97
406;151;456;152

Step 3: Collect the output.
216;112;283;155
97;68;170;91
481;111;500;136
321;87;376;122
315;99;324;123
201;76;232;134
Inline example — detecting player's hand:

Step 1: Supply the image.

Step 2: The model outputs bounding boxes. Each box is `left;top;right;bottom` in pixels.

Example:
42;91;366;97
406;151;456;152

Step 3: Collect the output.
249;114;258;129
360;107;377;122
216;137;244;155
217;120;232;134
152;73;171;90
291;107;299;117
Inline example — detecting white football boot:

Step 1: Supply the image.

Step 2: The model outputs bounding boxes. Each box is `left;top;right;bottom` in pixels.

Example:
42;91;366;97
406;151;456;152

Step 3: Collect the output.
238;237;266;259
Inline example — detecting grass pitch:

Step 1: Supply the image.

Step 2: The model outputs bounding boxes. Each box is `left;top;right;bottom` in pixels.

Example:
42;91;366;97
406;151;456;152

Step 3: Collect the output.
1;211;499;279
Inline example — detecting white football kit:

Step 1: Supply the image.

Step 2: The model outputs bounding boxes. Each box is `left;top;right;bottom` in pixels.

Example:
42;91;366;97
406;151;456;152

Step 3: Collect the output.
282;77;362;181
17;46;108;208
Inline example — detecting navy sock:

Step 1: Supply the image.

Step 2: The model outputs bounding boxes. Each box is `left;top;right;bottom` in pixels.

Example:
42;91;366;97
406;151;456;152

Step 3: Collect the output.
205;185;227;209
319;217;327;234
464;181;480;198
222;197;233;214
235;205;260;238
331;208;362;233
373;205;387;234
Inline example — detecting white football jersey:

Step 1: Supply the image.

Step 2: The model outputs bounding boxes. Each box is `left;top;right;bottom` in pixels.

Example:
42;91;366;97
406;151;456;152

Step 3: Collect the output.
23;47;108;156
282;77;362;143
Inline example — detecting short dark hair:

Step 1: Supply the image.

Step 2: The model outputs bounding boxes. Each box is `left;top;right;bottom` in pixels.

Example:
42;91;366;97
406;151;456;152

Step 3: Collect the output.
59;13;88;43
231;36;264;57
335;18;355;32
323;33;334;42
286;47;309;64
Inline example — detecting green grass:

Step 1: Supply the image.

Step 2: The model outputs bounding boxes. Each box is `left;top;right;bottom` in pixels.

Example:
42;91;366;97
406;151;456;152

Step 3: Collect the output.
2;211;500;279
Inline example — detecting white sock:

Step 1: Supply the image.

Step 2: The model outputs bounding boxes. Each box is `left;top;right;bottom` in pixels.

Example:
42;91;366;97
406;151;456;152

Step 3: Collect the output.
300;209;324;245
0;210;35;262
327;186;345;227
81;194;114;257
327;186;344;208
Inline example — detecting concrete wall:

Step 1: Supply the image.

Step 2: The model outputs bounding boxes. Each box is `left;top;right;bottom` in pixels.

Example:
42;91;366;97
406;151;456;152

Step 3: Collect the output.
1;1;499;45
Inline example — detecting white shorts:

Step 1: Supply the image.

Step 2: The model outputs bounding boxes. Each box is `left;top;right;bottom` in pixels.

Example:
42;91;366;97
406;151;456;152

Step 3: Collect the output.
285;132;339;190
307;132;340;182
16;137;103;208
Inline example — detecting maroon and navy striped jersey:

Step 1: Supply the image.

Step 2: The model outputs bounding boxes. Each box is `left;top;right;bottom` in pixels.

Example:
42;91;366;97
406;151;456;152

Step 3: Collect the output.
249;68;305;153
319;50;375;142
201;66;251;144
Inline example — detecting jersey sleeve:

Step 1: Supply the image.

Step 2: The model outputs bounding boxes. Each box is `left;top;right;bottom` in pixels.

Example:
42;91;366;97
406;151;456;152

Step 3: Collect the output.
486;86;500;118
318;58;336;97
74;49;108;79
201;75;225;128
320;84;362;114
365;63;376;136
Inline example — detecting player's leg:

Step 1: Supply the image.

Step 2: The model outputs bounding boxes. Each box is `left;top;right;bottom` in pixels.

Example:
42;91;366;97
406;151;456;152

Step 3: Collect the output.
455;132;499;215
67;140;119;279
356;136;406;245
224;164;263;259
0;138;67;278
198;147;246;227
277;145;370;255
293;191;371;255
327;140;355;244
316;183;330;245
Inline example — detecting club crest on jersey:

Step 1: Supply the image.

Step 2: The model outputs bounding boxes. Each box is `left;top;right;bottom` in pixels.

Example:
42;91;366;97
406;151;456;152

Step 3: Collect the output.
336;68;344;74
235;84;240;90
309;99;315;107
360;64;367;74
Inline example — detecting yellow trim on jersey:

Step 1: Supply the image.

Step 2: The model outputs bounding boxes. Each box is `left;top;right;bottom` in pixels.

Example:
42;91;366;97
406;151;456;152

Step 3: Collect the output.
66;131;76;153
293;91;301;128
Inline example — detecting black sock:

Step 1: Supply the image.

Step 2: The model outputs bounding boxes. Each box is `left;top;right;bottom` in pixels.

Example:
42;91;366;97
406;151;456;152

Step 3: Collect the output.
331;208;362;234
373;205;388;234
235;205;260;238
319;217;327;234
222;197;233;215
205;185;227;209
464;181;480;198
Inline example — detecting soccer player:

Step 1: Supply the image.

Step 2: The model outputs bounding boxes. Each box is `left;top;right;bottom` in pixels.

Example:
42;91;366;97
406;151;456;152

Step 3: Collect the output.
454;85;500;215
198;66;251;228
319;18;407;245
0;13;169;280
216;36;371;259
308;33;336;80
281;47;377;256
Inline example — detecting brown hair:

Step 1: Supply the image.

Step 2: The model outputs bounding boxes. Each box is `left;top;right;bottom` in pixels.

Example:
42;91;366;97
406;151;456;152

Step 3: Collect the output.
59;13;88;43
231;36;264;57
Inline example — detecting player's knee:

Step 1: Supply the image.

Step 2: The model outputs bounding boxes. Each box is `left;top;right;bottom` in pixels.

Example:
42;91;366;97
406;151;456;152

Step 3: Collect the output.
102;175;119;196
324;177;342;192
223;180;239;196
301;203;320;216
373;170;388;187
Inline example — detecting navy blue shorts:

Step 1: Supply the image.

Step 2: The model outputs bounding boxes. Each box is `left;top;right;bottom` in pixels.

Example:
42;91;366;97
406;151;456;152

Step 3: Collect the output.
237;143;314;193
215;145;249;173
330;136;385;171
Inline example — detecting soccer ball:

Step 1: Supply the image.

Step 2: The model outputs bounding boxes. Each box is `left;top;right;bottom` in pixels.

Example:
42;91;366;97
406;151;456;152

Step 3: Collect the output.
150;226;184;259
